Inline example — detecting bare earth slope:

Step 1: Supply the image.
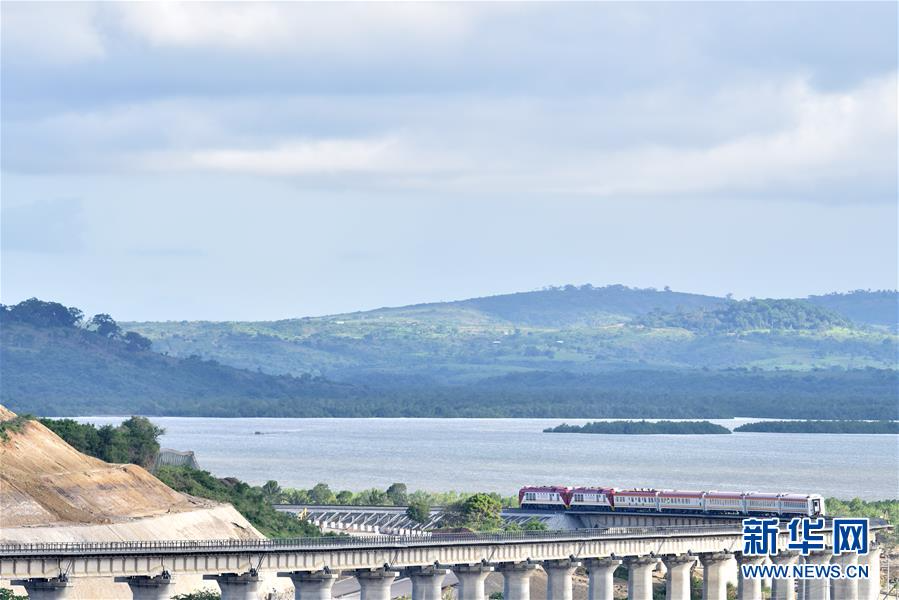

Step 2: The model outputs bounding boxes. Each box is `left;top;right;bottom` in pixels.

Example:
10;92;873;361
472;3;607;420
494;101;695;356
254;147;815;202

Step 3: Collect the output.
0;405;263;541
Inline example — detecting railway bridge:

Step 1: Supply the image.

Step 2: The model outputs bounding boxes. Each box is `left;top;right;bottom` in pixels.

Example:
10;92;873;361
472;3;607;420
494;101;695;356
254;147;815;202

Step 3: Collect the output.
1;523;887;600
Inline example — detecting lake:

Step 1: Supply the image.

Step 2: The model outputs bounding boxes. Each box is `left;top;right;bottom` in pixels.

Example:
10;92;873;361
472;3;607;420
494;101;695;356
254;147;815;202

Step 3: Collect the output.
76;417;899;500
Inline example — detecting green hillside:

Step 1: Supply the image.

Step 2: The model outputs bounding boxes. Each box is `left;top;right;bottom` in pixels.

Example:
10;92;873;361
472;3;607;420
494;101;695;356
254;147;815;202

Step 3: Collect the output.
124;286;897;382
3;292;897;420
0;299;354;416
636;298;851;333
806;290;898;330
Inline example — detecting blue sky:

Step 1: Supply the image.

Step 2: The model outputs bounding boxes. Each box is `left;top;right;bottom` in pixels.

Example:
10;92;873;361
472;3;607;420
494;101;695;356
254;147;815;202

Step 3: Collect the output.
1;2;896;320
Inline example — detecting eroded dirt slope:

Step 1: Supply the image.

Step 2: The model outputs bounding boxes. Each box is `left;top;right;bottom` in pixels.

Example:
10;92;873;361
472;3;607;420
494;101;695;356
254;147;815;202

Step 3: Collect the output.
0;405;263;541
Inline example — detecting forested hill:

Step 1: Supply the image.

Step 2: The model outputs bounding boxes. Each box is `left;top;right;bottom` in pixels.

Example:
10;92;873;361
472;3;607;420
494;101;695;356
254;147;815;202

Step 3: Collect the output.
444;284;725;326
0;299;354;416
636;299;851;333
2;297;897;419
123;286;898;381
805;290;898;329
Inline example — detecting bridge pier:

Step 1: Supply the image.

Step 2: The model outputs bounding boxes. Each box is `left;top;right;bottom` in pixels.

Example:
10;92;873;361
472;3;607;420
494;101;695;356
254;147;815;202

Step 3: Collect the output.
203;571;261;600
407;566;449;600
543;558;581;600
770;551;798;600
662;554;695;600
278;569;339;600
583;557;620;600
803;551;831;600
736;553;765;600
355;568;400;600
858;545;881;600
496;562;537;600
700;552;731;600
9;577;71;600
624;555;658;600
113;573;173;600
830;552;858;600
454;563;495;600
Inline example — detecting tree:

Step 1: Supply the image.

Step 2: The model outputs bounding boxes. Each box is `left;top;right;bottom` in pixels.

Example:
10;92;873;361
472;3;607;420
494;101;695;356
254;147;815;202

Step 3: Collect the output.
406;498;431;524
459;493;503;531
97;425;129;463
336;490;354;504
89;313;122;338
309;483;336;504
354;488;388;505
39;418;102;456
4;298;82;328
119;416;164;468
123;331;153;351
261;480;282;503
386;482;408;505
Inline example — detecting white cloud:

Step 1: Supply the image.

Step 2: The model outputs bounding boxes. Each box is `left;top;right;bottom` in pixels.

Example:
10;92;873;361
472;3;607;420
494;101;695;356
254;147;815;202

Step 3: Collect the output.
144;136;465;177
1;2;486;65
547;73;897;198
113;3;479;54
147;73;891;200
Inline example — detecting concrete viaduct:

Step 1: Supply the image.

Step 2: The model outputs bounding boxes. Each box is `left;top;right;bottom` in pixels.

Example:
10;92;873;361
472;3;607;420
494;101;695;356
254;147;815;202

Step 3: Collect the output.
2;525;885;600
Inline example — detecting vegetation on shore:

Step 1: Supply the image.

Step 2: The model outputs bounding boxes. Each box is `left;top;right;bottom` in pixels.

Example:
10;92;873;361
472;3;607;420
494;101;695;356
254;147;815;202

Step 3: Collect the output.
269;481;533;530
273;480;518;508
734;420;899;434
544;420;731;434
155;466;321;538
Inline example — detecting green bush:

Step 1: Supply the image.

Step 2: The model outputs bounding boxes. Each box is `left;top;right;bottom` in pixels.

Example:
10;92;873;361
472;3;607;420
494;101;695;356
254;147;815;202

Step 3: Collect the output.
38;416;163;468
0;414;35;442
155;466;321;539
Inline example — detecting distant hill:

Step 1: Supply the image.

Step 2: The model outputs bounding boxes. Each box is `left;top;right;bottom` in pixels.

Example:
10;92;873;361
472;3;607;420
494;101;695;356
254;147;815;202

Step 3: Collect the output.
806;290;898;330
0;299;354;416
123;286;898;381
446;284;726;326
2;291;897;420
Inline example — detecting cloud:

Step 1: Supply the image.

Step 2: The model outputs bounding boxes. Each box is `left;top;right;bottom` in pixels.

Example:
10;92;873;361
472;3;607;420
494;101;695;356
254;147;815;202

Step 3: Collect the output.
1;4;894;204
2;2;485;68
1;3;105;65
546;73;897;199
142;136;466;178
115;3;479;54
109;73;895;203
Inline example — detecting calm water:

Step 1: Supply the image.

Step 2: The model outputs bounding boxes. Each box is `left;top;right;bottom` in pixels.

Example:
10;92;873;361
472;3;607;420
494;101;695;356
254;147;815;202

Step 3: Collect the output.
76;417;899;500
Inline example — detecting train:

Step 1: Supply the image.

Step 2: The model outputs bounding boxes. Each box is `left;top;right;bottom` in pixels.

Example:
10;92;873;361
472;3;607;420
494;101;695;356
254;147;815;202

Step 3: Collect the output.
518;485;825;517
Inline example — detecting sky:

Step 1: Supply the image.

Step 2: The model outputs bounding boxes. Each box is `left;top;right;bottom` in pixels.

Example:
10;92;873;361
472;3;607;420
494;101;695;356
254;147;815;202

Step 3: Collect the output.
1;2;897;321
